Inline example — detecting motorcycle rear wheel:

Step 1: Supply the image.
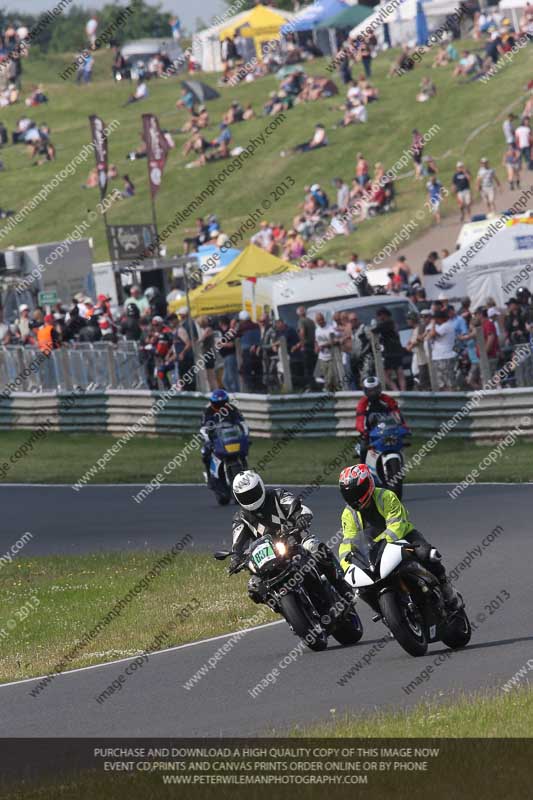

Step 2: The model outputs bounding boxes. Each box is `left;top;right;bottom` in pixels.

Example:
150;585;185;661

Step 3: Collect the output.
279;593;327;652
378;591;427;657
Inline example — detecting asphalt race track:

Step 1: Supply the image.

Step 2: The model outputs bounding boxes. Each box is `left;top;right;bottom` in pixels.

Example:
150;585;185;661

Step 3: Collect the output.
0;483;531;736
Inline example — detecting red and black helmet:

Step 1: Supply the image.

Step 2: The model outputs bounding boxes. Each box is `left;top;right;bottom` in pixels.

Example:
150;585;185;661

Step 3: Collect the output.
339;464;375;510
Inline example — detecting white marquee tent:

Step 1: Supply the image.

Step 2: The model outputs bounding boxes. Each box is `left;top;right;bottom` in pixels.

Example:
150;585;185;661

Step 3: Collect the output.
423;216;533;307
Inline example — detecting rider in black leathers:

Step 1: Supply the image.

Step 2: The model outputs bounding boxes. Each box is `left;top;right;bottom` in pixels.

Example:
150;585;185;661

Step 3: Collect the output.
230;470;353;604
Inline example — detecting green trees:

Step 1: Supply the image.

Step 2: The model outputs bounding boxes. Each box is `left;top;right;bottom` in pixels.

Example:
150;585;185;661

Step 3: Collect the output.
3;0;172;54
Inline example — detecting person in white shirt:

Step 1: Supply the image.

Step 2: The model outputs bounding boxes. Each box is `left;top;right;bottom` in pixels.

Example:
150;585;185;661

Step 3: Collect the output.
515;120;531;168
427;308;457;390
347;82;362;105
503;113;516;146
86;16;98;48
251;221;273;249
335;177;350;211
314;312;342;391
476;157;501;213
346;253;366;281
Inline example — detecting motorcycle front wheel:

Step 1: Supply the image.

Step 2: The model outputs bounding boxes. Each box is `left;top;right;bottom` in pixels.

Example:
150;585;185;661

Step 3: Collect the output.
378;591;427;657
331;609;363;646
441;608;471;649
279;593;327;652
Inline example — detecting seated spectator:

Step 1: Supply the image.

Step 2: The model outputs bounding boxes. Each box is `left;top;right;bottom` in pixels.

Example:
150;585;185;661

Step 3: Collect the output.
176;86;197;114
29;123;55;164
309;183;329;211
12;116;33;144
416;77;436;102
121;174;135;198
340;98;367;126
0;121;7;147
211;122;231;159
82;167;99;188
432;45;450;68
290;122;328;154
124;78;148;105
359;78;379;103
453;50;480;78
281;68;306;97
25;84;48;107
222;99;244;125
127;135;147;160
182;127;211;159
389;45;415;76
0;82;18;106
283;229;306;261
243;103;255;121
300;76;338;102
251;220;274;250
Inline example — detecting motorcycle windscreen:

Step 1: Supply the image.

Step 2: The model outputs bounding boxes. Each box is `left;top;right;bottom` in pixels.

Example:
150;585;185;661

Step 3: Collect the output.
218;423;244;453
380;542;403;579
345;563;374;588
344;528;377;587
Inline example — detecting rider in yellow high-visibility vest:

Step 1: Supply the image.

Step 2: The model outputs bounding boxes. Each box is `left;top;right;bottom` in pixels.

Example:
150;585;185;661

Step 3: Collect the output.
338;464;459;608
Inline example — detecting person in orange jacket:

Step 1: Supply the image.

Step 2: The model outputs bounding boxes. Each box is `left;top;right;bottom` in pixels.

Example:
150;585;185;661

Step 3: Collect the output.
36;313;60;354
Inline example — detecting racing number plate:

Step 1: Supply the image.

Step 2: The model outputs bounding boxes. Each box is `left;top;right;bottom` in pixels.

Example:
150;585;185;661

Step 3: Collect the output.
252;542;276;569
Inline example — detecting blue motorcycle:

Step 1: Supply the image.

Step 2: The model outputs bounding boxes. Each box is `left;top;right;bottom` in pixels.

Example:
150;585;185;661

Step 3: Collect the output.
365;415;410;500
208;420;250;505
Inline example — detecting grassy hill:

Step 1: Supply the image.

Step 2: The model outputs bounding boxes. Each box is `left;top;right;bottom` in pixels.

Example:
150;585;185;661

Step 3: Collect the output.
1;41;532;265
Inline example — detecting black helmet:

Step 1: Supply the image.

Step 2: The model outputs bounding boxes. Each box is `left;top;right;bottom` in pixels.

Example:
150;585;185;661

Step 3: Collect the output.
516;287;531;302
363;376;382;401
126;302;140;318
339;464;375;510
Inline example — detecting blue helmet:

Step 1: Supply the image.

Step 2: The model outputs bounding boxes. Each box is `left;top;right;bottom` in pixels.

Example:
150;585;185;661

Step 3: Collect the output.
210;389;229;408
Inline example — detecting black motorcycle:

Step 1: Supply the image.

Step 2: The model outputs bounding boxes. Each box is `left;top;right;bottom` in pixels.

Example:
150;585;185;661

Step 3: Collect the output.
343;529;471;657
215;531;363;652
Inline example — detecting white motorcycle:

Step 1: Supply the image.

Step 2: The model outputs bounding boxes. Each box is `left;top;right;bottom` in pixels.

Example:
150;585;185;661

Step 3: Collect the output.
344;529;471;657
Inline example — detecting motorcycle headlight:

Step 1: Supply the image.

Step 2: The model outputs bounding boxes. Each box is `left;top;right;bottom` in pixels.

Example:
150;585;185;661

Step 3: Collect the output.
275;541;287;557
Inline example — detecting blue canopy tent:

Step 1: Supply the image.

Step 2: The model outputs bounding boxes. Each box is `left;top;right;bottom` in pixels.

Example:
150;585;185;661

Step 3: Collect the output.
281;0;348;32
416;1;429;46
281;0;348;56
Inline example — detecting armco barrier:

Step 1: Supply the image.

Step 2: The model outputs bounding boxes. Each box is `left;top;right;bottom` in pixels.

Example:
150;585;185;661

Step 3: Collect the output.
0;389;533;440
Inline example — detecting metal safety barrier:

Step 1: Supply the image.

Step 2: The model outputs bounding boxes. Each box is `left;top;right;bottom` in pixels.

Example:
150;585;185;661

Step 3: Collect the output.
0;343;146;393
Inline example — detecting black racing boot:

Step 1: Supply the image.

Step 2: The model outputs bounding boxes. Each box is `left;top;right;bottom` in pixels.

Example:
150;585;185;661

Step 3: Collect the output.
440;578;460;611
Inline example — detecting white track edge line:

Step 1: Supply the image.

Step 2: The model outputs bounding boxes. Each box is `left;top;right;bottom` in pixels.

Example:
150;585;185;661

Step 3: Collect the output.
0;620;284;690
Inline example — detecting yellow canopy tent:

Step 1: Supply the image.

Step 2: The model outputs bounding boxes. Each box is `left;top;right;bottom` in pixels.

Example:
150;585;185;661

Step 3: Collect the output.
219;4;288;60
188;244;299;317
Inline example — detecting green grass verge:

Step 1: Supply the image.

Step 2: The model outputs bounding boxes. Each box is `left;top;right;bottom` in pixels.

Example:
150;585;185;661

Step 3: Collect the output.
2;40;532;264
291;687;533;737
0;550;262;683
1;690;530;799
0;430;532;485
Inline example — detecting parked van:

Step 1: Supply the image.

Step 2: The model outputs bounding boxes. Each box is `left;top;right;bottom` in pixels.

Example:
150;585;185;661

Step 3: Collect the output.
306;295;418;347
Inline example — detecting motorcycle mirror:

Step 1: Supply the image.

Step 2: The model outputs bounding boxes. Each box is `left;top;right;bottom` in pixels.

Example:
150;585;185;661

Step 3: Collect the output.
213;550;231;560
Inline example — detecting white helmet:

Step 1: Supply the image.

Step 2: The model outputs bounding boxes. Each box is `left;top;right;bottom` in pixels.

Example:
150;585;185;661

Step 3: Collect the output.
232;470;265;511
363;376;382;400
